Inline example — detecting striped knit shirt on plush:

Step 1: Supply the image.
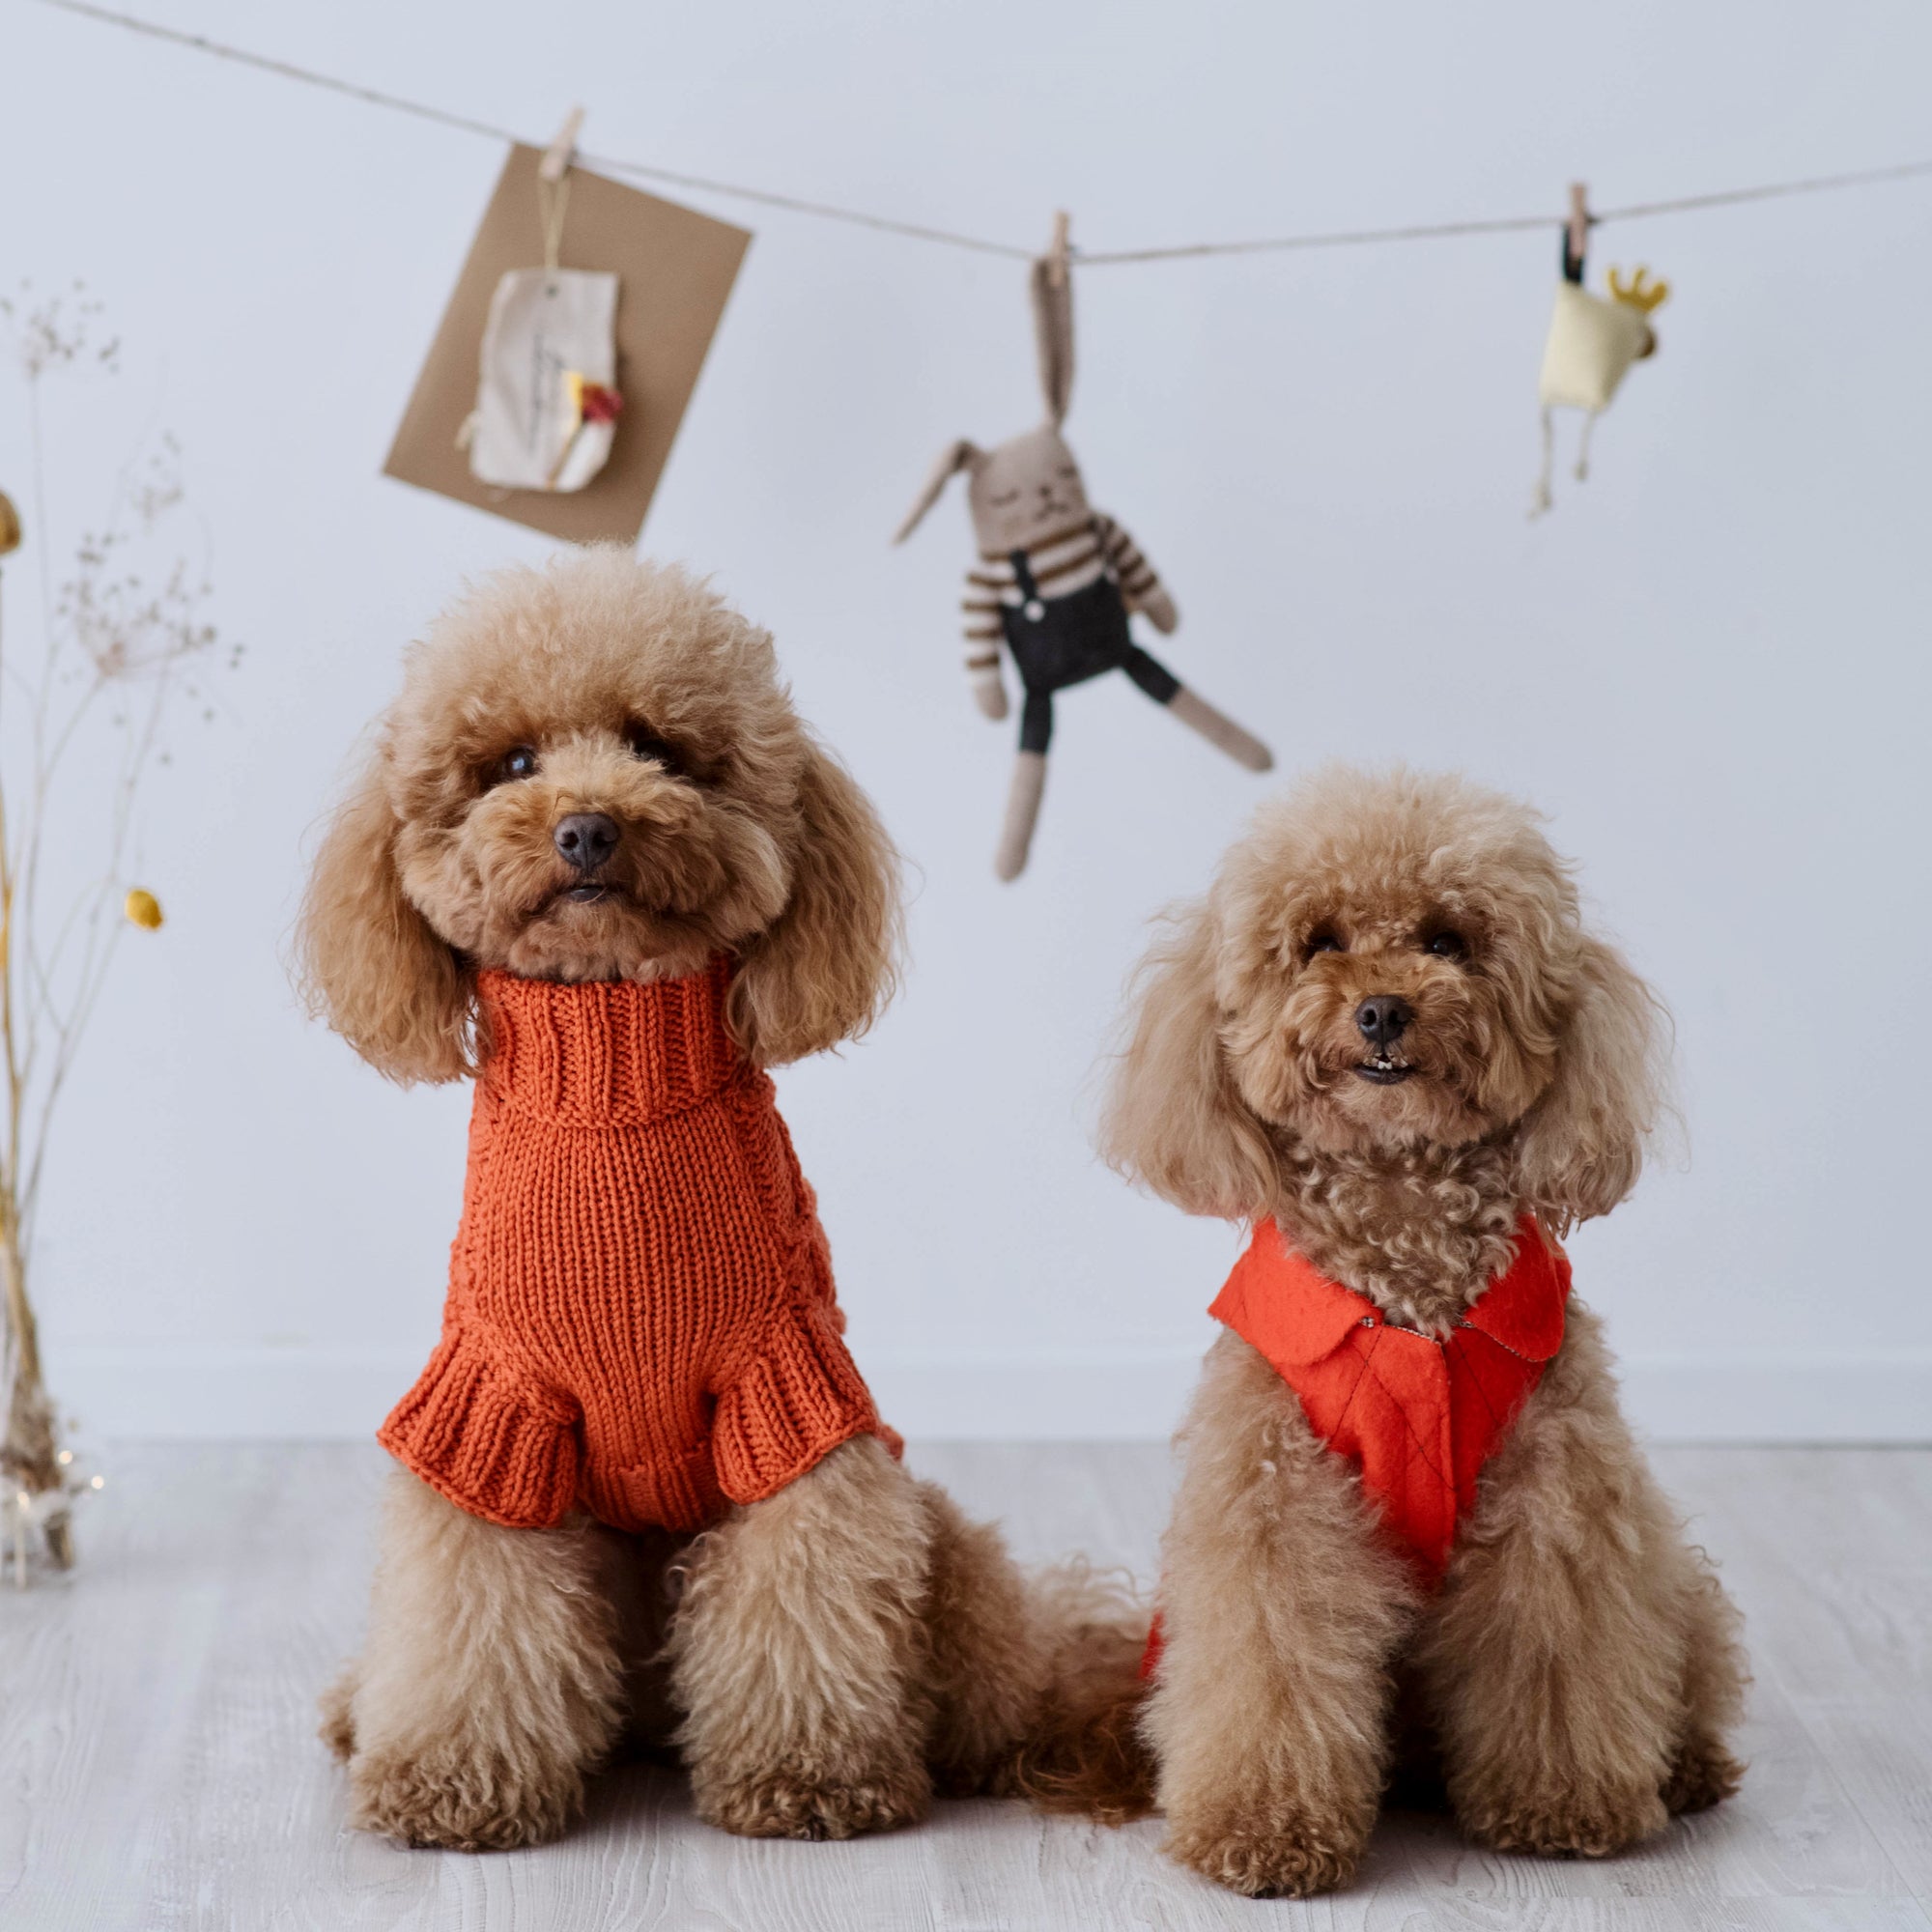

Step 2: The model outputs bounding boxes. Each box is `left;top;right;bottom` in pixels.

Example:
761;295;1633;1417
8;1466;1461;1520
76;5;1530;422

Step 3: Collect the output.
959;514;1163;672
379;960;897;1535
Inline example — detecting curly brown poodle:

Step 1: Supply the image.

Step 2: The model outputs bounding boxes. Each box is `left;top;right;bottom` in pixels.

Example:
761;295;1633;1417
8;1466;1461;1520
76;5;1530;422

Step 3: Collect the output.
1021;765;1747;1897
298;548;1046;1851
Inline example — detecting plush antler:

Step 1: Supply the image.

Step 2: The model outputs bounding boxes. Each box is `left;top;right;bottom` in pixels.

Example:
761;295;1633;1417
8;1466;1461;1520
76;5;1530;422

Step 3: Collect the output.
1607;266;1670;315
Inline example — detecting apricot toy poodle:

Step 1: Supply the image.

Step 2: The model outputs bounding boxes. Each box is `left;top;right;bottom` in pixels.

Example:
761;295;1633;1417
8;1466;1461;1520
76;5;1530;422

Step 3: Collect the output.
1023;765;1747;1897
298;549;1046;1850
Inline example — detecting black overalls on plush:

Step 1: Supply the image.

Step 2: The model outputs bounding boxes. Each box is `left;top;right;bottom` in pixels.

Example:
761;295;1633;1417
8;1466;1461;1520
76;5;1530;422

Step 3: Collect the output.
998;548;1180;753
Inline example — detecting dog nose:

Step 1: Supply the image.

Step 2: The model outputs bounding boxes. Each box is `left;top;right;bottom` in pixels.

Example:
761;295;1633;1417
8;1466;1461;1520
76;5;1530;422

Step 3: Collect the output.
554;812;619;873
1354;995;1413;1048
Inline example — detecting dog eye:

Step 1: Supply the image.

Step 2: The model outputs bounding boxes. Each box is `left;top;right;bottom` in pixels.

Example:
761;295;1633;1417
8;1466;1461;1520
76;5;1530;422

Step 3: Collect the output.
1425;930;1467;960
624;724;688;777
1306;929;1344;956
491;746;538;785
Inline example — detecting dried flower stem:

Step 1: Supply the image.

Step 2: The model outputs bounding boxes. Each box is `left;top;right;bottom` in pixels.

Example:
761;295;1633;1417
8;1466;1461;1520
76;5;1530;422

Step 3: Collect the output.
0;282;232;1574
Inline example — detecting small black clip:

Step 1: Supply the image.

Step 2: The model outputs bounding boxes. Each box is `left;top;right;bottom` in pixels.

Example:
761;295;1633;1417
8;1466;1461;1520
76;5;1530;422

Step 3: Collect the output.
1561;183;1589;285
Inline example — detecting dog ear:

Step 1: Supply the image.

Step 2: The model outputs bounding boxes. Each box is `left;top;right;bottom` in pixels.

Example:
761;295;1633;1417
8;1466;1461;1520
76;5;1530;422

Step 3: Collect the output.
295;750;474;1085
728;738;903;1067
1513;935;1670;1236
1099;897;1276;1221
892;440;981;544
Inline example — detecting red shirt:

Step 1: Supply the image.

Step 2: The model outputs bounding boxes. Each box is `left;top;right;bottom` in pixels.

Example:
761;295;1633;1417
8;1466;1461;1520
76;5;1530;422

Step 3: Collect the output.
1143;1215;1569;1677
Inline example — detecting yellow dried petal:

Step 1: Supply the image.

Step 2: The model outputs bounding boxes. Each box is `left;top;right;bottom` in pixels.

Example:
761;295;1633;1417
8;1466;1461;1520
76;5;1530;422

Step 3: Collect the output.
124;888;164;930
0;491;20;557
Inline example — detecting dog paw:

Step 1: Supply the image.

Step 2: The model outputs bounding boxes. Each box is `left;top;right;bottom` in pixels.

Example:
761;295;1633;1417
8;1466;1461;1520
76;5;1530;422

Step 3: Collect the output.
700;1762;931;1840
1662;1735;1745;1815
347;1742;583;1851
1165;1810;1364;1898
1461;1784;1667;1859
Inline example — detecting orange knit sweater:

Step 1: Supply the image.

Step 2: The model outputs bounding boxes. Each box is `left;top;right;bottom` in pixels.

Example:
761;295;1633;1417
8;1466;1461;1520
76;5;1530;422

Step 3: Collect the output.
379;960;898;1534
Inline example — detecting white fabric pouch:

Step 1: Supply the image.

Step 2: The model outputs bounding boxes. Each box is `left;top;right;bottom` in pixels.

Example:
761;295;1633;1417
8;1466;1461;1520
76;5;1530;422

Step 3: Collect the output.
465;268;620;492
1538;281;1653;413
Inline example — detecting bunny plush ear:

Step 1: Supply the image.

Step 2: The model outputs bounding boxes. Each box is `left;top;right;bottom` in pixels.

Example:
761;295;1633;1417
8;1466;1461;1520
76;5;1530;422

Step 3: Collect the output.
893;439;982;543
1031;218;1074;428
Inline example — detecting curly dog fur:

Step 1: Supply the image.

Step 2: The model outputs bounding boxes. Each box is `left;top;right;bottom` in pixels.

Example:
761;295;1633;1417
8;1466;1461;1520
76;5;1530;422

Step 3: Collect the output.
299;548;1050;1850
1020;766;1747;1896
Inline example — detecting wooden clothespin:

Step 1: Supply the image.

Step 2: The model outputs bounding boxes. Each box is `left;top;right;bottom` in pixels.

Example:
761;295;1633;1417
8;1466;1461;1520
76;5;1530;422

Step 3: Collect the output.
541;106;585;185
1562;183;1589;285
1046;211;1071;289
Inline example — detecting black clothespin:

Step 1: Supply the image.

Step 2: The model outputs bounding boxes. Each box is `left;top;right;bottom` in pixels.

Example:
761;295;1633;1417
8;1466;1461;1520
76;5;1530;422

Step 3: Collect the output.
1561;182;1589;285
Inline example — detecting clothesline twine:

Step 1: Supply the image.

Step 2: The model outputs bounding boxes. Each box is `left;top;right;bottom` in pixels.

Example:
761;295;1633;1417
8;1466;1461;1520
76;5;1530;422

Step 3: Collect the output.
30;0;1932;267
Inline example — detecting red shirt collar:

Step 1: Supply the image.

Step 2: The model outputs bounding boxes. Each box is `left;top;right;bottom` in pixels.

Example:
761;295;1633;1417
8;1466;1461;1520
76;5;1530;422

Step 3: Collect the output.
1231;1214;1569;1366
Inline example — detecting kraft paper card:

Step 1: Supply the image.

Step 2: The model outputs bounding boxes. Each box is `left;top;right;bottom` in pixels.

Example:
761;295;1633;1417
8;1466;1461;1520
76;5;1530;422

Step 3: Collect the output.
384;145;751;543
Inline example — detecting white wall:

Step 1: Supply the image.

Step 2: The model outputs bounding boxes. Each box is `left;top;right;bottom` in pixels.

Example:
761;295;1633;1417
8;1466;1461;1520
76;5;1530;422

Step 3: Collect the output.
4;0;1927;1443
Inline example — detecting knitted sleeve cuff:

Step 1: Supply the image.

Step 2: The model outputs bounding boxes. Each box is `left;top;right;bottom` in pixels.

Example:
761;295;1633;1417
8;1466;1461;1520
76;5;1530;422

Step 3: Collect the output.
711;1296;900;1506
378;1326;582;1530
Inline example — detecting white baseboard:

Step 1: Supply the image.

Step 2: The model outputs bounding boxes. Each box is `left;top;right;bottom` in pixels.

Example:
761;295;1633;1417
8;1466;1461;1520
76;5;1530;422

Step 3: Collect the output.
46;1345;1932;1444
1610;1355;1932;1444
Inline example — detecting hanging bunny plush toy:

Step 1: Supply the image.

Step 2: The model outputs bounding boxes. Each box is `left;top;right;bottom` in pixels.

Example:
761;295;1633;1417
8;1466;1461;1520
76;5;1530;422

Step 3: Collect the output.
894;221;1271;880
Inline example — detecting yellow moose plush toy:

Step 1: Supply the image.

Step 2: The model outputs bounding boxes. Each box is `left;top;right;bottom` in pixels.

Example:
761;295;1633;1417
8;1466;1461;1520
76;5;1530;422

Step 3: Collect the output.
1533;193;1670;515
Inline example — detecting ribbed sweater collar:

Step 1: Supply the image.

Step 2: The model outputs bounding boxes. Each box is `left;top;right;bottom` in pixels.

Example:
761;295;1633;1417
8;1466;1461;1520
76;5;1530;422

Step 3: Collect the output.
475;958;743;1126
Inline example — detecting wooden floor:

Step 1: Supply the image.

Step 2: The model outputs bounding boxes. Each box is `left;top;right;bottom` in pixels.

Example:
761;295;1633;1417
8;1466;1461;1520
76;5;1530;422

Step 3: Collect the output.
3;1442;1928;1931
